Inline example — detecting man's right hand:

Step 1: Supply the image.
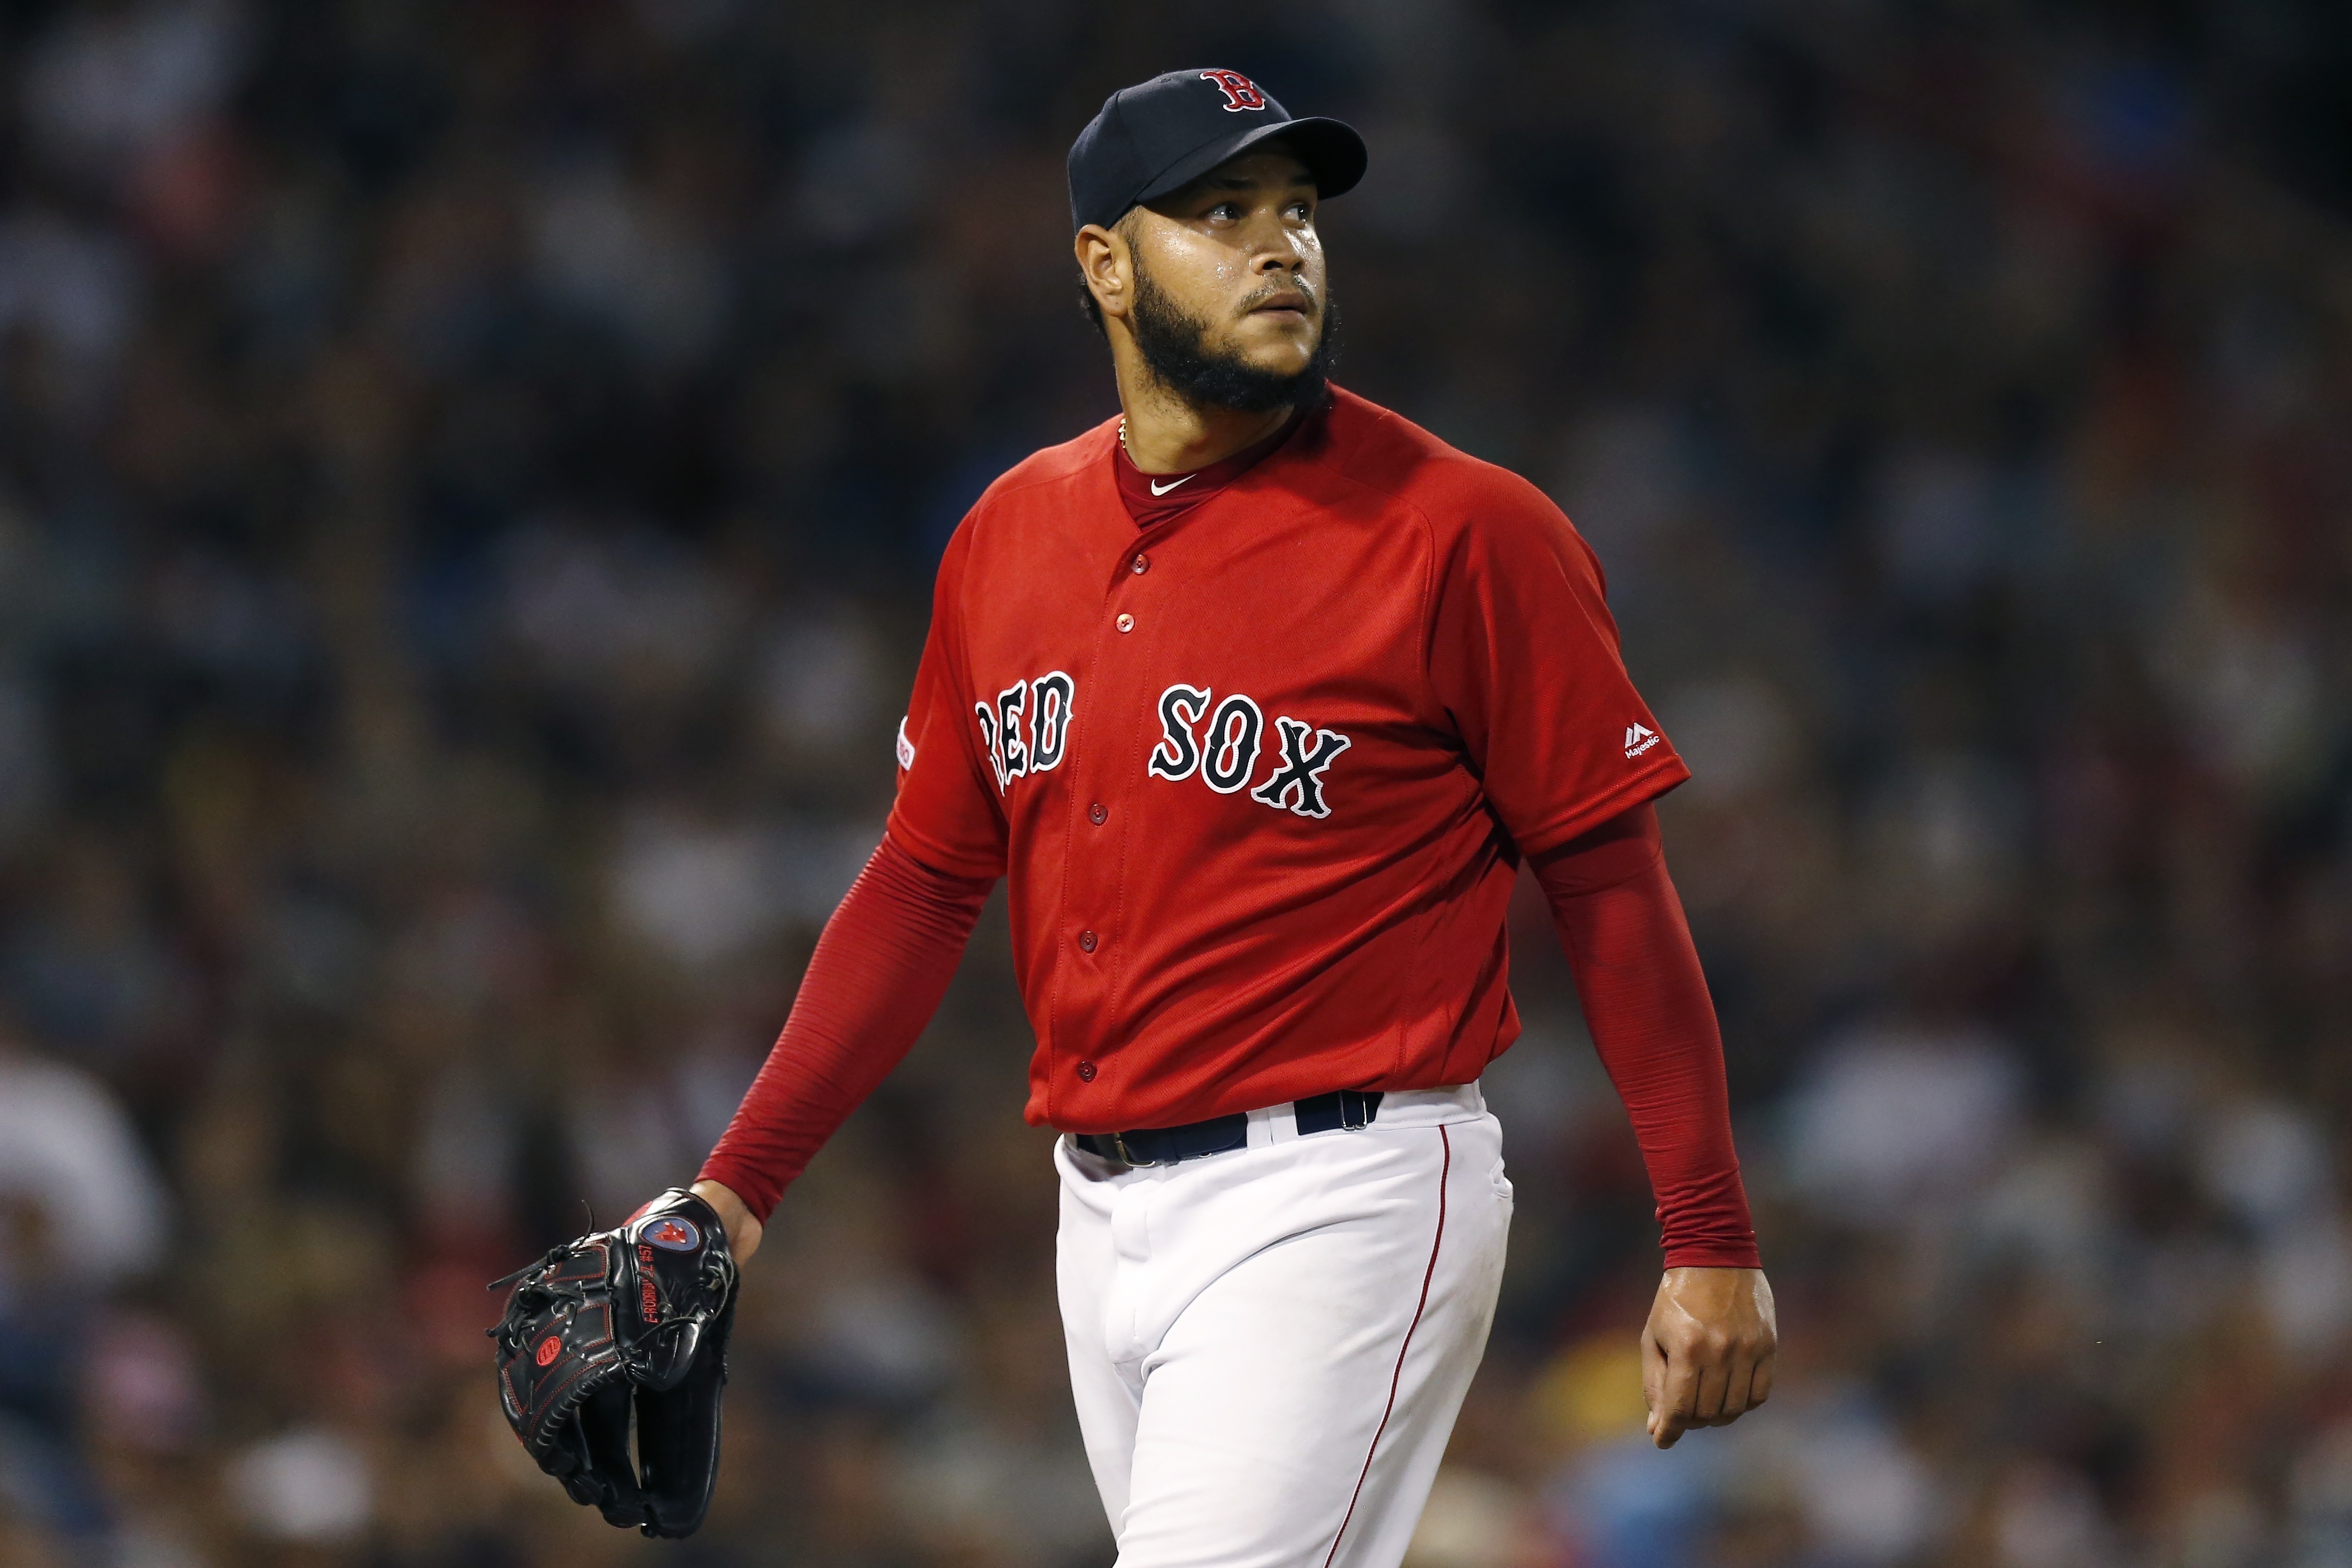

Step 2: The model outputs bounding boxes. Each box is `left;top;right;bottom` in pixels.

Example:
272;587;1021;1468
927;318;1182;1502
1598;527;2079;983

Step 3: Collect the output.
689;1179;763;1263
1641;1266;1775;1448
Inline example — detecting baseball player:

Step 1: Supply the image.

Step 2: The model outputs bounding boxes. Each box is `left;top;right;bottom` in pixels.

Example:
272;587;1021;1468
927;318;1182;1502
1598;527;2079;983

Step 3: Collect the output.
685;68;1775;1566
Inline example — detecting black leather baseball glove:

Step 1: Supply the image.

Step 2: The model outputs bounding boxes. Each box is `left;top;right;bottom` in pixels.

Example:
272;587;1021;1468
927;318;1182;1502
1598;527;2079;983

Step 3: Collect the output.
489;1187;738;1538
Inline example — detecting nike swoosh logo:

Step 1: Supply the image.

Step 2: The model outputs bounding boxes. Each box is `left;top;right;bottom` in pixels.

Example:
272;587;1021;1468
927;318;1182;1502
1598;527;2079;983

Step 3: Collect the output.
1148;474;1195;496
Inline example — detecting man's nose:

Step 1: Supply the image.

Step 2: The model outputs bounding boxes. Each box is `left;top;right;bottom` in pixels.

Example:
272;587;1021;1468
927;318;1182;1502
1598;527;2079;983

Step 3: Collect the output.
1250;234;1304;275
1244;214;1305;273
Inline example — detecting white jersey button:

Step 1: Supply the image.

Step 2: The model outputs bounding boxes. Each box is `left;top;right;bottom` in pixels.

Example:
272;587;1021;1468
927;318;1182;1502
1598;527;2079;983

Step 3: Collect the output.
1116;613;1134;633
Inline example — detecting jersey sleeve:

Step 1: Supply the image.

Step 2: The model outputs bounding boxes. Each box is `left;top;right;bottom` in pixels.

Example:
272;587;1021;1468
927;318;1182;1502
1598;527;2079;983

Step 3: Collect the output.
883;522;1010;880
1426;480;1689;858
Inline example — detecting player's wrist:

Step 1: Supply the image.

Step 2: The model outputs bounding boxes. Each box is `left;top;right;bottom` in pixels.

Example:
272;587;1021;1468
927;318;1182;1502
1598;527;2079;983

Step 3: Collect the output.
689;1178;763;1263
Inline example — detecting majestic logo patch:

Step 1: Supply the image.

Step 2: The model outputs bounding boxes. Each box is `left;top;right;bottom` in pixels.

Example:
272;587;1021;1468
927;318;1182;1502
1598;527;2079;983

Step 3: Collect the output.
643;1217;700;1252
896;717;916;770
1200;69;1268;112
978;672;1075;793
1150;683;1351;818
1623;723;1661;758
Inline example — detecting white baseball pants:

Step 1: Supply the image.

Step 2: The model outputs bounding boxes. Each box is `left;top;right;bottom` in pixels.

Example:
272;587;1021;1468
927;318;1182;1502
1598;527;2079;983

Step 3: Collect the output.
1055;1083;1511;1568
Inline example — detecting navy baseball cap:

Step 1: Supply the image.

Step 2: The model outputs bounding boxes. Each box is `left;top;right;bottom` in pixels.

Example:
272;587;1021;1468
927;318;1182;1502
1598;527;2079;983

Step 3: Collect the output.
1067;68;1368;233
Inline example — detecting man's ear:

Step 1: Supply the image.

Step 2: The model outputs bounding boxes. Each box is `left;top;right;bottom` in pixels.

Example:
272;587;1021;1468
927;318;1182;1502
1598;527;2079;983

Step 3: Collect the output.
1075;221;1130;323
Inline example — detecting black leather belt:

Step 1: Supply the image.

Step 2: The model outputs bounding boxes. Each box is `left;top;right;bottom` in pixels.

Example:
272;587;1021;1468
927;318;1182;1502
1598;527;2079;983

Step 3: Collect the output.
1072;1089;1384;1167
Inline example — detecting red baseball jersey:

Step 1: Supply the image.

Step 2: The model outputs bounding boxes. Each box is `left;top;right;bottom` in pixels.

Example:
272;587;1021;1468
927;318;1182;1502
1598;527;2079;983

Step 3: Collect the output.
887;387;1689;1133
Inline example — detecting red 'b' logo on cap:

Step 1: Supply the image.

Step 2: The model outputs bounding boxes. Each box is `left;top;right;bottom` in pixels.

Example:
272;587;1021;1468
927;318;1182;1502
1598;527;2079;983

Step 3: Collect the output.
1200;70;1267;112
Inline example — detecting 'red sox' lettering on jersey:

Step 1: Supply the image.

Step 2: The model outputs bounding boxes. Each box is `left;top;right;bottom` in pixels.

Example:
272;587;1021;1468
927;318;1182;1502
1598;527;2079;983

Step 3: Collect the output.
976;670;1075;791
888;388;1687;1135
1145;683;1352;818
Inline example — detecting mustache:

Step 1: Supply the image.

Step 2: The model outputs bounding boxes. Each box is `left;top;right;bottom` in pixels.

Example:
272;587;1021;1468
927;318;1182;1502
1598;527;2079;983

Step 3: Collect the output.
1236;277;1318;317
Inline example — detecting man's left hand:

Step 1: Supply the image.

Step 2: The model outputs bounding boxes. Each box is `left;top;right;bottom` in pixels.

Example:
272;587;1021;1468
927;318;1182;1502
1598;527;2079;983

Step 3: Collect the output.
1642;1266;1776;1449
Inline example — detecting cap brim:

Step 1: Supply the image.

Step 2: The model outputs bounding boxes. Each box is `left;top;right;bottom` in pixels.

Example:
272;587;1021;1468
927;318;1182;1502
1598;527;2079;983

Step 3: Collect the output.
1132;116;1367;213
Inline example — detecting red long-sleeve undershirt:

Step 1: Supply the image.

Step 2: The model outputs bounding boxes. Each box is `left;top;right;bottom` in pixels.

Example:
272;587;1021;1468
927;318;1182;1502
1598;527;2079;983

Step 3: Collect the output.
1532;807;1759;1268
699;833;993;1220
700;813;1758;1268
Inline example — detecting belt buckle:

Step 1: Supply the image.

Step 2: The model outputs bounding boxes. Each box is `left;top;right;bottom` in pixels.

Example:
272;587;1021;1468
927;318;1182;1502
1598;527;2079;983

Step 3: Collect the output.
1339;1091;1373;1131
1107;1132;1160;1168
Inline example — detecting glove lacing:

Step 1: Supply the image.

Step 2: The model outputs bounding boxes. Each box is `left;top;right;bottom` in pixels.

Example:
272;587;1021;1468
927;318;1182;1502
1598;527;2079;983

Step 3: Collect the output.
485;1245;597;1356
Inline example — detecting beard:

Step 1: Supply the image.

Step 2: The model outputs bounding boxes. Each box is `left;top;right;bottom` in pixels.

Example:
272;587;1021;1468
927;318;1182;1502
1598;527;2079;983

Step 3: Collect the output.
1128;262;1342;414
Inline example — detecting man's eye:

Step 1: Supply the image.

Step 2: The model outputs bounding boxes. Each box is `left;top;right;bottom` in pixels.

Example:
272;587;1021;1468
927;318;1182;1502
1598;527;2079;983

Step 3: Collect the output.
1210;203;1241;220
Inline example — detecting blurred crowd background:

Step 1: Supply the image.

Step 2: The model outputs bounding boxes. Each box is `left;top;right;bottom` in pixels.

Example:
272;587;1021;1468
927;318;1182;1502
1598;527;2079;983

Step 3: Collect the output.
1;0;2349;1564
